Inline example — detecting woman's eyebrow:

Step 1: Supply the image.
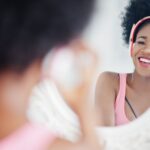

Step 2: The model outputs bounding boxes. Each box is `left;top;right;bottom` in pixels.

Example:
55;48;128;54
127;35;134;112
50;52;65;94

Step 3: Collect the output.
137;36;147;39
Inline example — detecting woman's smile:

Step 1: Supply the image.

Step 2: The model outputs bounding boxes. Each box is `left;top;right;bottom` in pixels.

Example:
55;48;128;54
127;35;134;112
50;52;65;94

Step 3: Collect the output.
138;56;150;68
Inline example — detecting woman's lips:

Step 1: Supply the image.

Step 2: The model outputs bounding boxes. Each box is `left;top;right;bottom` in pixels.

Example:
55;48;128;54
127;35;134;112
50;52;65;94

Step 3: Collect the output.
138;57;150;68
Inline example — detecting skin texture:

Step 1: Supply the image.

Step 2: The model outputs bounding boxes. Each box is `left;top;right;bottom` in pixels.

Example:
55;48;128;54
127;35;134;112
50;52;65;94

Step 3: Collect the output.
95;23;150;126
0;62;42;139
0;58;101;150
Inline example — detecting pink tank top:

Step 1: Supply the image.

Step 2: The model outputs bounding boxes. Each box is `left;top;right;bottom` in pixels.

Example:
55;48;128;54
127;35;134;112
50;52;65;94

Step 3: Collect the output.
0;123;55;150
115;74;130;126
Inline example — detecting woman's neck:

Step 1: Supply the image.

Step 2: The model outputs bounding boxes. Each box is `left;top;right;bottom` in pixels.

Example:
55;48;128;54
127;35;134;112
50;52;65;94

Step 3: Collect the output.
127;71;150;93
0;111;28;139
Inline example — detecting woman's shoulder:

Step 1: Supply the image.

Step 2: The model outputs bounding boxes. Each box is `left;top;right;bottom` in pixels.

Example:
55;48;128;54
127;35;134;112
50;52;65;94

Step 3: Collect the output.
95;72;122;125
96;71;127;96
97;71;119;87
99;71;119;78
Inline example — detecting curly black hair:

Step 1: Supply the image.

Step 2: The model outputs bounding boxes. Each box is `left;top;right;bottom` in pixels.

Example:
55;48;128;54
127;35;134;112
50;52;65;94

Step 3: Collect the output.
0;0;95;72
121;0;150;45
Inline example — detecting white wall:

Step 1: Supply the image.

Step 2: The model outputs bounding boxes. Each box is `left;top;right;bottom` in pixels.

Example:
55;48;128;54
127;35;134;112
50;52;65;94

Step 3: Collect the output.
84;0;134;73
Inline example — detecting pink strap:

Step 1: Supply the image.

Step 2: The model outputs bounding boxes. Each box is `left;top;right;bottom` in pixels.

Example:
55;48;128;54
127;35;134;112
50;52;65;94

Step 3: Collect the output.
0;123;55;150
115;74;129;126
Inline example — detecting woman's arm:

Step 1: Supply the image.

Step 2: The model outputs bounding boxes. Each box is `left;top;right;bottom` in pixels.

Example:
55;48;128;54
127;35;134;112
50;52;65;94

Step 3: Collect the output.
49;77;102;150
49;101;101;150
95;72;118;126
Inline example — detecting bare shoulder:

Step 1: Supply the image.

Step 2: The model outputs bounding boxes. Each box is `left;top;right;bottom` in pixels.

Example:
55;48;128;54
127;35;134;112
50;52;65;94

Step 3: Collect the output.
95;71;119;126
96;71;119;90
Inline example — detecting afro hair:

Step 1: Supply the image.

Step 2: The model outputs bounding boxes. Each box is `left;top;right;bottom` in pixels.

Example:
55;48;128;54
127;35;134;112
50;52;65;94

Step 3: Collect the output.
121;0;150;45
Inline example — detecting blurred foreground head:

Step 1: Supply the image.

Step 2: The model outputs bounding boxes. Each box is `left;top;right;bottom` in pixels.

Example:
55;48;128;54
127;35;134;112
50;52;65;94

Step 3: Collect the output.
0;0;95;72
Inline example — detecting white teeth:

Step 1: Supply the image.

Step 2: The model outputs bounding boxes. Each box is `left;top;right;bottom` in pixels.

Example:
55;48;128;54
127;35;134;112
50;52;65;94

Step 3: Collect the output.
139;57;150;63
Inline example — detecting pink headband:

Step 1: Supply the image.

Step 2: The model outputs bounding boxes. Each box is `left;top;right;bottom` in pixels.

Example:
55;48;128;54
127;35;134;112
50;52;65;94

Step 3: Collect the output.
129;16;150;56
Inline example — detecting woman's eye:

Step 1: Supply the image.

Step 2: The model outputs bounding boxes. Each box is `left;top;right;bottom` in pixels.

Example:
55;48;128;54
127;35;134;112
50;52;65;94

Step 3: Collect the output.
136;41;145;45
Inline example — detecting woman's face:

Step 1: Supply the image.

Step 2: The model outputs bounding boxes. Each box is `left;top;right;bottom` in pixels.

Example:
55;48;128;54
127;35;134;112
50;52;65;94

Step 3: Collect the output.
132;23;150;77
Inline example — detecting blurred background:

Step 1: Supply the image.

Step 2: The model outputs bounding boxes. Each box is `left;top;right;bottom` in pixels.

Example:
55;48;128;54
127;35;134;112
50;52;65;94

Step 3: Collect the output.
83;0;133;73
28;0;134;141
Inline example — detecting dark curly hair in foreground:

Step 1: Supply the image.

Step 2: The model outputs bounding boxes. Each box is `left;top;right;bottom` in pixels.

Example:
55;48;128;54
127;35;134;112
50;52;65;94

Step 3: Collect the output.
121;0;150;45
0;0;95;72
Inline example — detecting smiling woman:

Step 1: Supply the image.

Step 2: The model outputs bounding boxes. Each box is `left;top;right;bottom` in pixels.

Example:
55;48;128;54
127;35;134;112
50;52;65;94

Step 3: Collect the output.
95;0;150;127
132;21;150;75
